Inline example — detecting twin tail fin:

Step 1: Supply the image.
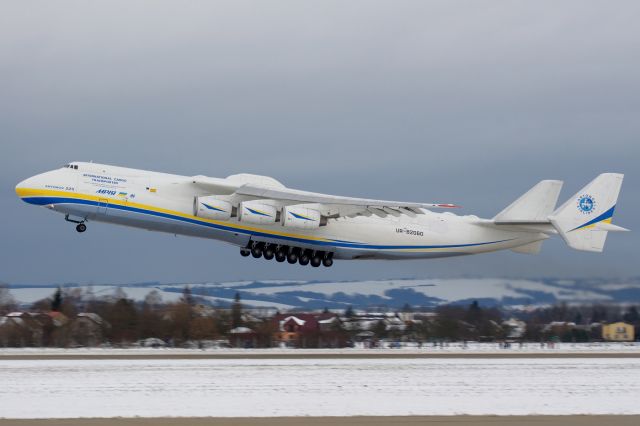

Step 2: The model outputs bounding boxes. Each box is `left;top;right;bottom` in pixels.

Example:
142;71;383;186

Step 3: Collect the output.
493;173;627;253
548;173;627;252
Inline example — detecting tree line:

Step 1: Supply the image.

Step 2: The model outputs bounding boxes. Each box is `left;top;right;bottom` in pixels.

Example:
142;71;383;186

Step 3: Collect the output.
0;284;639;347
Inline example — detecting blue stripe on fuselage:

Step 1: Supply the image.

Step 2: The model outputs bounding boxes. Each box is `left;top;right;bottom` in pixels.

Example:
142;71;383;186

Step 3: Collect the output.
21;196;512;250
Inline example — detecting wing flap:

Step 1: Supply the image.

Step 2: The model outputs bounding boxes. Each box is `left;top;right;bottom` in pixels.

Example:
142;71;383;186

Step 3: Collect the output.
192;176;459;219
235;184;459;211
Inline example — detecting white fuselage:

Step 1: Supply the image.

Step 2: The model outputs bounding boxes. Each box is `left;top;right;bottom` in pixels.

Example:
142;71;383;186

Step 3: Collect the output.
16;162;546;261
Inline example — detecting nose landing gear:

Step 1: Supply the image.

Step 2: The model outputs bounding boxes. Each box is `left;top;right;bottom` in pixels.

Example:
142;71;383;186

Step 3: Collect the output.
65;214;87;233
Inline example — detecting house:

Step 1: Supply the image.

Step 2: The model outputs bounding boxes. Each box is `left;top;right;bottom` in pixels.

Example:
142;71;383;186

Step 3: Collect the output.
0;312;32;346
0;311;102;347
47;311;69;327
341;312;416;337
70;313;109;347
543;321;576;336
0;312;57;346
228;326;258;348
384;316;407;333
272;313;345;348
502;318;527;339
602;322;635;342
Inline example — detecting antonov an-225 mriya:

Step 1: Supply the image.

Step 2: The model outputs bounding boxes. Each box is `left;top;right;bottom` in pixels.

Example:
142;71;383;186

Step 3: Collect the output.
16;162;627;268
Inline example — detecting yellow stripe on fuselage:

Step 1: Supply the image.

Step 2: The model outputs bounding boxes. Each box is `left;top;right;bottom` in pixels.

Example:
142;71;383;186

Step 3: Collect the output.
16;188;483;253
16;187;334;243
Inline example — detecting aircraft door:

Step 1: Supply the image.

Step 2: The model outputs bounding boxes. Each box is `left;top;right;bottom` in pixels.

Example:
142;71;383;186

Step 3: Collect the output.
98;198;109;215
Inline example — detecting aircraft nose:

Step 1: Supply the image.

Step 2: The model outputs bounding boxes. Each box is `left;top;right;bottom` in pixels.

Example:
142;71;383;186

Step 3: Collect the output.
16;178;27;193
15;176;36;200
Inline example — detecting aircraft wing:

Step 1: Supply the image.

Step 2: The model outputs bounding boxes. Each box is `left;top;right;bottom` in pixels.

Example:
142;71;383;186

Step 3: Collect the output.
235;184;459;218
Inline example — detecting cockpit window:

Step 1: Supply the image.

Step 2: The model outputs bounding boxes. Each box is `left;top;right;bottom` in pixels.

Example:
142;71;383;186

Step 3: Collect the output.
63;164;79;170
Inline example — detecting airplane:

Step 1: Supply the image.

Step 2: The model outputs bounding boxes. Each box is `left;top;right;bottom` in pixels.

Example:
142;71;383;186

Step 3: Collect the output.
15;162;628;268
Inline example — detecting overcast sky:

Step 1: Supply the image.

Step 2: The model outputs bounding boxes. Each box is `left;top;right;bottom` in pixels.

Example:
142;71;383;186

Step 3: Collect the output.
1;0;638;285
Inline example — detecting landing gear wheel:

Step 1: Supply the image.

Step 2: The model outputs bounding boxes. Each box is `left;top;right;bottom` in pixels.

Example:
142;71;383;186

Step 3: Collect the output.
263;246;275;260
75;223;87;233
275;250;287;262
240;248;251;257
287;252;298;264
298;252;310;266
322;257;333;267
310;255;322;267
251;244;263;258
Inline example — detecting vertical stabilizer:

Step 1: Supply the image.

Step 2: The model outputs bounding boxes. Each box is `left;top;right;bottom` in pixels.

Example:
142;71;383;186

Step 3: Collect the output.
549;173;626;252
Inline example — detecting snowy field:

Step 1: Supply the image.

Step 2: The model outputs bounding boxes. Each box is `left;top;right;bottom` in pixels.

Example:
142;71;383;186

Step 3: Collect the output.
1;357;639;418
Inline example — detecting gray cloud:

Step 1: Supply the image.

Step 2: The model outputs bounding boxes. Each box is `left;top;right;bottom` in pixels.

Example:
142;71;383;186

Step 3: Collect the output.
1;0;638;284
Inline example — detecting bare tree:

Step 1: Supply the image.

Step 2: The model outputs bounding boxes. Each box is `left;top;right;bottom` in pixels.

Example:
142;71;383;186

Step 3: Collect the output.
139;290;166;340
106;297;139;345
189;316;218;342
232;292;243;328
144;290;163;307
0;284;16;315
167;301;193;345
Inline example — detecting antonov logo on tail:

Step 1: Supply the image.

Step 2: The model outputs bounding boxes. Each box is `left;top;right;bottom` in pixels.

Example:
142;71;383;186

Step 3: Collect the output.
15;163;629;268
577;194;596;214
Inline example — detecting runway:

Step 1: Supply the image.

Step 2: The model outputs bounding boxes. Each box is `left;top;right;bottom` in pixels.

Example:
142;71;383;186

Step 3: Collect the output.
1;352;638;360
1;344;639;360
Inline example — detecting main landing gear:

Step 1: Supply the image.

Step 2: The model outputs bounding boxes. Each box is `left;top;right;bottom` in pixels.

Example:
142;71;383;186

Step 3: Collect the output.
241;242;334;268
65;215;87;233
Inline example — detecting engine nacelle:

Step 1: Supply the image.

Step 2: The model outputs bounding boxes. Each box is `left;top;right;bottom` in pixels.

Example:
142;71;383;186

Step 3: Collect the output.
282;206;321;229
195;196;233;221
238;201;278;224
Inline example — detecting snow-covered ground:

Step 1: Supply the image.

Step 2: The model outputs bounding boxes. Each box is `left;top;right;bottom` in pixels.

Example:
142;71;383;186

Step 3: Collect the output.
1;357;639;418
1;342;639;356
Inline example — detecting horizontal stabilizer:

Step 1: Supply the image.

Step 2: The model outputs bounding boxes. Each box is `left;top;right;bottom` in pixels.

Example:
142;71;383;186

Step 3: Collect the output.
494;180;563;223
593;222;629;232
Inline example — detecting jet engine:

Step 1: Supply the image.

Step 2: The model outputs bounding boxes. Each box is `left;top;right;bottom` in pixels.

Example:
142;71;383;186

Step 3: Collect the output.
194;196;233;220
281;206;321;229
238;201;278;224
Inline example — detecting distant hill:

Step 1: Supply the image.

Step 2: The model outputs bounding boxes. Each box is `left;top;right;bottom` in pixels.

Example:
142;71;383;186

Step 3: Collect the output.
7;277;640;310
